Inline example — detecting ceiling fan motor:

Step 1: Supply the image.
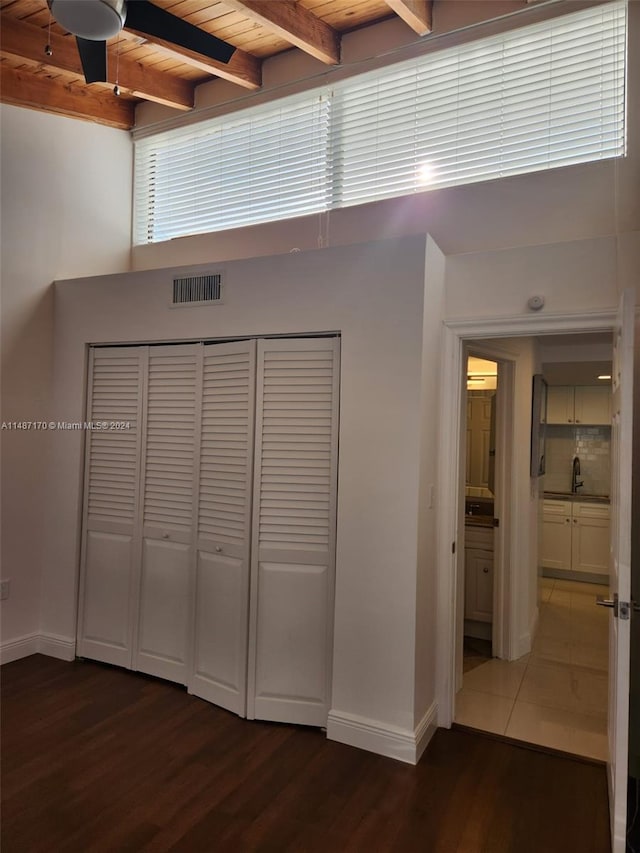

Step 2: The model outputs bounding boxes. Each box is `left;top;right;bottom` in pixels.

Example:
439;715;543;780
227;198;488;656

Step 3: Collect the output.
48;0;127;41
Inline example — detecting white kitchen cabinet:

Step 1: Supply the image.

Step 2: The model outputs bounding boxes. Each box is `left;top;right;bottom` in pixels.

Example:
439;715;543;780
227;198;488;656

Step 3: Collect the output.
546;385;611;425
541;500;572;571
542;499;610;576
574;386;611;425
546;387;575;425
464;525;493;623
571;502;610;574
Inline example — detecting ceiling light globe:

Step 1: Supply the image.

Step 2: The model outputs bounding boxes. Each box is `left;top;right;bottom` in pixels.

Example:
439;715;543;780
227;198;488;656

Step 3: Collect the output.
48;0;127;40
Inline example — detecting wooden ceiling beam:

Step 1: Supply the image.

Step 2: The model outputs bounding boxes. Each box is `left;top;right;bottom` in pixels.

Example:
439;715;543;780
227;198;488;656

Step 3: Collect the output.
0;16;195;110
122;30;262;90
384;0;433;35
221;0;340;65
0;65;135;129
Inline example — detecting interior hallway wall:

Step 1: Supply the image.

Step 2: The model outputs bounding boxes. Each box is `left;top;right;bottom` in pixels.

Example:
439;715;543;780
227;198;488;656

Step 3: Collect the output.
414;237;446;736
0;105;132;657
45;235;432;757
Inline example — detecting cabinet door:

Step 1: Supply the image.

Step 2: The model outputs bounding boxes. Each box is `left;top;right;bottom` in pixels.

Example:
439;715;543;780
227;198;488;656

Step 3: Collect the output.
572;502;610;574
546;386;575;424
541;501;572;570
135;345;200;685
573;386;612;425
189;340;256;716
247;337;340;727
464;548;493;623
78;347;145;668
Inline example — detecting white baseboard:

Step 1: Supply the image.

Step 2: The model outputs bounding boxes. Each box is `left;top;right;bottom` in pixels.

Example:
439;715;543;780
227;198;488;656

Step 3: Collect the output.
516;605;540;659
38;633;76;661
0;633;40;664
1;633;76;664
327;702;438;765
414;702;438;763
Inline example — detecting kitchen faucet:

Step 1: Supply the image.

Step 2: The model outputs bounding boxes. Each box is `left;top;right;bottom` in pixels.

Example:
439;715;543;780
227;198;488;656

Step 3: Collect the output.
571;456;584;493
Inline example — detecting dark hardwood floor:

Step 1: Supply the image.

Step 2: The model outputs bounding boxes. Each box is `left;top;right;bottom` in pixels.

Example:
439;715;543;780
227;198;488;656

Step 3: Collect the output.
1;655;610;852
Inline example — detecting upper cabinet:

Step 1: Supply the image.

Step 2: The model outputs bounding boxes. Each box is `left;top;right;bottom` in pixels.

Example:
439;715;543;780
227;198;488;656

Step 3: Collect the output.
546;385;611;425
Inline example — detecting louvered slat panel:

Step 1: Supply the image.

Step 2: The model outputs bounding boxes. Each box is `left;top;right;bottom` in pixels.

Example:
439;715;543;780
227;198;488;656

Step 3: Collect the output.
190;340;255;714
198;345;254;547
78;346;145;670
247;337;339;728
143;350;198;531
257;347;337;553
87;351;142;526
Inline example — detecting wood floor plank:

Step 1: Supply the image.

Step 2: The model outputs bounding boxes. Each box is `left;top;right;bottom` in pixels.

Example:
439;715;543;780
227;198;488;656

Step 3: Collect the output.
1;655;611;853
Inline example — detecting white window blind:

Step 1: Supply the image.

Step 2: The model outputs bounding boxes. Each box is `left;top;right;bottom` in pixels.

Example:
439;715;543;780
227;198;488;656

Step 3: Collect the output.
134;1;626;245
333;0;626;205
135;94;331;244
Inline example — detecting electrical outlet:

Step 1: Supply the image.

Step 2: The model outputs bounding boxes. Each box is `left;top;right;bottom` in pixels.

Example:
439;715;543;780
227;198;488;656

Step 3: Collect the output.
0;579;10;601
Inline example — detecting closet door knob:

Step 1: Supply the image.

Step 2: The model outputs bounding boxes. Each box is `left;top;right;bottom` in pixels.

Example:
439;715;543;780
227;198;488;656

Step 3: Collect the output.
162;533;170;539
215;546;223;553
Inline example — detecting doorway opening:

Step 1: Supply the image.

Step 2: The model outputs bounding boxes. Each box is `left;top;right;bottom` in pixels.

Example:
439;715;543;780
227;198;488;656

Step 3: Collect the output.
451;332;612;762
461;354;499;672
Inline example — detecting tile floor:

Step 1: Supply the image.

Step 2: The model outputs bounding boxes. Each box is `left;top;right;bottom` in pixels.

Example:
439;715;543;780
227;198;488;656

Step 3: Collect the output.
455;577;609;761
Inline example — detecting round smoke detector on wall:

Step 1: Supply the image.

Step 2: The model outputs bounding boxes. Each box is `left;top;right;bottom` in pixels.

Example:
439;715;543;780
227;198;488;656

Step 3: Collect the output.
527;295;545;311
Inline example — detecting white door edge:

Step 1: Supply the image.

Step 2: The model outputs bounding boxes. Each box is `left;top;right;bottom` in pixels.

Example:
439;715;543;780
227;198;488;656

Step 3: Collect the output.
608;289;635;852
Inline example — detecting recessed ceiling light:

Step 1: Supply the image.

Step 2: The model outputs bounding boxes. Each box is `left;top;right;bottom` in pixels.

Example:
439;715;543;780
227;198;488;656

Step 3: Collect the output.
598;374;611;380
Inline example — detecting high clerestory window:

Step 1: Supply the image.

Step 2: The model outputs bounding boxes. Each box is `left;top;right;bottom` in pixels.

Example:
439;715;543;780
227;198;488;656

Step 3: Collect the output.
134;1;626;245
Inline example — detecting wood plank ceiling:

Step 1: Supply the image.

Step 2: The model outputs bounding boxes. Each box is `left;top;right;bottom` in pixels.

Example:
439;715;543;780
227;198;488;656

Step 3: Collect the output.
0;0;434;129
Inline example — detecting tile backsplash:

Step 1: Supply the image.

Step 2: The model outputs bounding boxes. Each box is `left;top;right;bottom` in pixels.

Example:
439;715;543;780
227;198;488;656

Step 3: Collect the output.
544;425;611;495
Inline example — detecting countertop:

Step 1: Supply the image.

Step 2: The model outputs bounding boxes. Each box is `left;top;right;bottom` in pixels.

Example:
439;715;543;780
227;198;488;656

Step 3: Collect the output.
543;491;610;504
464;515;495;528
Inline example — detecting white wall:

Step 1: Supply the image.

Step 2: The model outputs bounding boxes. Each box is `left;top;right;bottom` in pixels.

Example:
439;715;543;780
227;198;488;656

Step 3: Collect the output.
499;338;540;656
444;236;620;320
441;229;625;660
44;236;431;749
414;237;446;730
0;105;133;656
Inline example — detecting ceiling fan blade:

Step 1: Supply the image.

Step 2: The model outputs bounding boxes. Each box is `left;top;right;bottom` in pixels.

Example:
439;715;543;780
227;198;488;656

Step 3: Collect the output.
125;0;236;64
76;37;108;83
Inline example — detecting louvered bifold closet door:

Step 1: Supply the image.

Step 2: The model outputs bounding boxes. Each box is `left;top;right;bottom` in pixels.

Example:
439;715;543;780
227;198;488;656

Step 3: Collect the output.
247;337;340;726
135;344;201;684
188;340;256;715
78;347;145;668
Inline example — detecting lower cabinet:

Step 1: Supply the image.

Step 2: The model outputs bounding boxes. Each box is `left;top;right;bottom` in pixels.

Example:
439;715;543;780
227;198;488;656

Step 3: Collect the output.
464;525;493;624
541;499;610;576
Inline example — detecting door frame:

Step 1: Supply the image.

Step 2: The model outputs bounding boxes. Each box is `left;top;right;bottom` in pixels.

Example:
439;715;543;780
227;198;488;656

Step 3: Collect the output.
436;310;617;727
